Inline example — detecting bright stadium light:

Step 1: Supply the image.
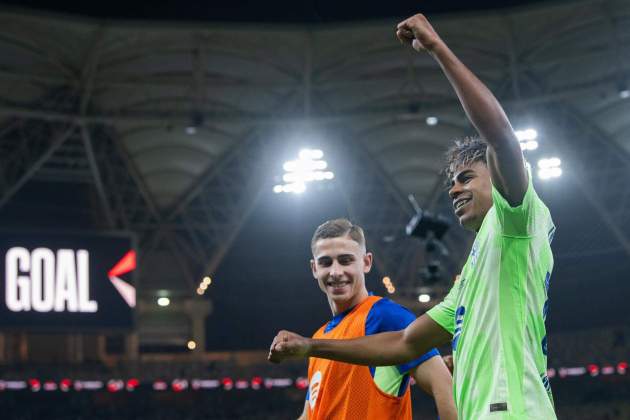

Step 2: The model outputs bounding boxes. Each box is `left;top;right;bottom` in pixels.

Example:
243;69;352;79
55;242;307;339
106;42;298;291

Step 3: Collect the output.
520;140;539;151
187;340;197;350
515;128;539;151
274;148;334;194
515;128;538;141
418;294;431;303
426;116;439;126
538;157;562;180
157;297;170;307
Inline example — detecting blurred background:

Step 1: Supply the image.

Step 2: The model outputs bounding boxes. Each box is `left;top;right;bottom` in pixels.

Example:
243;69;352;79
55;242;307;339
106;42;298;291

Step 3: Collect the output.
0;0;628;418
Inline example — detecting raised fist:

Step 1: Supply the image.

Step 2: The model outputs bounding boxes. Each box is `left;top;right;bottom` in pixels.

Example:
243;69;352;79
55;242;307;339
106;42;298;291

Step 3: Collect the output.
268;330;312;363
396;14;442;52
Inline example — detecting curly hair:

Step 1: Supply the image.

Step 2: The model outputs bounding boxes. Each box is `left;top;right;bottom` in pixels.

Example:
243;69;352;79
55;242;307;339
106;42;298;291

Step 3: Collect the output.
444;136;488;184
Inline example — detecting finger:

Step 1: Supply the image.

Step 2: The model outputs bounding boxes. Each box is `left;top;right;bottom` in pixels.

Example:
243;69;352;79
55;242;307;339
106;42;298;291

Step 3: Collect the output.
397;27;413;38
412;39;426;51
396;30;413;44
396;19;410;30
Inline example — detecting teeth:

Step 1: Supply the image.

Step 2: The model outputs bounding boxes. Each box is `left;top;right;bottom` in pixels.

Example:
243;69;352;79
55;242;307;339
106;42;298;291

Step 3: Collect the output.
455;198;470;209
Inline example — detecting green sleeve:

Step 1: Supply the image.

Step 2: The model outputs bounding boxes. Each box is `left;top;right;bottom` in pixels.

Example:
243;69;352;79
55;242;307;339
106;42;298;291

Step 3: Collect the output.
426;282;458;335
491;167;550;238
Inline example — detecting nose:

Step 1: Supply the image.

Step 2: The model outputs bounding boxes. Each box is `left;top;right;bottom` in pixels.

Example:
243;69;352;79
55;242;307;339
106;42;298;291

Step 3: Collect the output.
329;260;343;279
449;182;462;200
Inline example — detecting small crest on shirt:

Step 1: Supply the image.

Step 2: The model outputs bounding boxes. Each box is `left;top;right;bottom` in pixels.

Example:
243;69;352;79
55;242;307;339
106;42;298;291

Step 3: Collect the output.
489;402;508;412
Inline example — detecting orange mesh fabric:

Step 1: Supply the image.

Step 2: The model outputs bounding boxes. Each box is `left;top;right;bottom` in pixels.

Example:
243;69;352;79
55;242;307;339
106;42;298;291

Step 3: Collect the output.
307;296;412;420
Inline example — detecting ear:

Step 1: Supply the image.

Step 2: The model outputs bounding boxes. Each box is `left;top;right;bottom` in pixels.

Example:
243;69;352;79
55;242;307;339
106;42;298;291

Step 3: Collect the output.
310;259;317;279
363;252;373;274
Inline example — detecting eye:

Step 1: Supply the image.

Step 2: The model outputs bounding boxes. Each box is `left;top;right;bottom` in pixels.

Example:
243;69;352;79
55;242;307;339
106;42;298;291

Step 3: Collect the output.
338;256;354;265
318;258;332;267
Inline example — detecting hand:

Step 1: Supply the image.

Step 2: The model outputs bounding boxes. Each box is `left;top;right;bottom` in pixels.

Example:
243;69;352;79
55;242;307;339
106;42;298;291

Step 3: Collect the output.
396;13;442;52
268;330;312;364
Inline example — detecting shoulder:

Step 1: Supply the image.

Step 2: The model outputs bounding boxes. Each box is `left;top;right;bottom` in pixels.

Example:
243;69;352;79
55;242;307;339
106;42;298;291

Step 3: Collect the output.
366;298;417;335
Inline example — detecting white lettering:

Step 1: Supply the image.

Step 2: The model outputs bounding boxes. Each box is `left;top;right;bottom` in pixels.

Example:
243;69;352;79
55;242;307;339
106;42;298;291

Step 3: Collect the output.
54;249;78;312
5;247;30;311
31;248;55;312
77;250;97;312
4;247;98;313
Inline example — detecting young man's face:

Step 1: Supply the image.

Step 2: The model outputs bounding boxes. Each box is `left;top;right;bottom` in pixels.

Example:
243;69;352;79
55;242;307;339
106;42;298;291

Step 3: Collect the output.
310;235;372;314
448;161;493;232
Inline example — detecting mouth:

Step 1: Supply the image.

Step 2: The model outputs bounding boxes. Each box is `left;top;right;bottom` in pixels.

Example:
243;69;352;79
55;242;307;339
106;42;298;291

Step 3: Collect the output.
453;197;472;215
326;280;351;292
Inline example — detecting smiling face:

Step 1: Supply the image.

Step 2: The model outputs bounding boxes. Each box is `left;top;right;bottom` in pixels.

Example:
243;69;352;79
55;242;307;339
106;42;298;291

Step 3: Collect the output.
310;235;372;315
448;161;493;231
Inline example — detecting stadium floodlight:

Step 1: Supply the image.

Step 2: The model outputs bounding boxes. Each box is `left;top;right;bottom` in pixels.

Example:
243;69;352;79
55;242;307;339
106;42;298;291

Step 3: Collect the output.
418;294;431;303
515;128;539;151
618;81;630;99
538;157;562;180
157;297;170;307
187;340;197;350
274;148;334;194
426;116;439;126
515;128;538;141
520;140;539;151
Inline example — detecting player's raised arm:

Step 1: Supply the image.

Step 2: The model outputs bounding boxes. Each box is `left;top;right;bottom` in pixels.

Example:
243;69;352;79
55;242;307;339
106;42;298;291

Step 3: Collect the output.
396;14;527;206
268;314;450;366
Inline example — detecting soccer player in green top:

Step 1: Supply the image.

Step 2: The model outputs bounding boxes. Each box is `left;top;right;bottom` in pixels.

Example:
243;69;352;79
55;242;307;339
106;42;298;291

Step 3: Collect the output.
269;12;557;420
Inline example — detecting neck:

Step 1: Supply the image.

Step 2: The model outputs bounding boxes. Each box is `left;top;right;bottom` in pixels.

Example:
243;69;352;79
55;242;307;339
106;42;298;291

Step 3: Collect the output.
329;290;369;316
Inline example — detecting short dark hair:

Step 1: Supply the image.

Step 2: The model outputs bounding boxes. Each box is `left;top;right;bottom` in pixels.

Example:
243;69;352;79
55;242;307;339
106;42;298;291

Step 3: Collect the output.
444;136;488;183
311;218;366;254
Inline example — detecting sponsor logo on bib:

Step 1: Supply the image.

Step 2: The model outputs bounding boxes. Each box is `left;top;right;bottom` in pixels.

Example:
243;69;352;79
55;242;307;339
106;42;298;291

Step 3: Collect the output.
309;371;322;410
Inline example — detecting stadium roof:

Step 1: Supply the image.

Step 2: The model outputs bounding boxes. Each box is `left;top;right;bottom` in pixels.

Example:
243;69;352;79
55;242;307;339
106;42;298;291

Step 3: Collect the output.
0;0;629;347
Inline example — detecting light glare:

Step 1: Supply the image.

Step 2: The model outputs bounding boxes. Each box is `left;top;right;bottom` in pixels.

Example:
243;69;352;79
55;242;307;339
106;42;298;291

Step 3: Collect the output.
515;128;538;141
157;297;170;307
187;340;196;350
426;116;438;126
275;149;333;194
418;294;431;303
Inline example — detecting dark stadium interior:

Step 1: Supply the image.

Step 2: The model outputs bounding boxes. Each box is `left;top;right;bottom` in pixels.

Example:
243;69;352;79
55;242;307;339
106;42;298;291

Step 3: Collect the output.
0;0;629;418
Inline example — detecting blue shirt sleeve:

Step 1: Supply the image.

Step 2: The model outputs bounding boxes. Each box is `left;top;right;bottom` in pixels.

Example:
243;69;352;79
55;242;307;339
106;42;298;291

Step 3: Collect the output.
365;298;439;374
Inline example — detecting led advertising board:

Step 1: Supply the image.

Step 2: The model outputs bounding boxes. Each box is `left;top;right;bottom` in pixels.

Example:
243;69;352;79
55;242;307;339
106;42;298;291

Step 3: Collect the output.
0;231;136;330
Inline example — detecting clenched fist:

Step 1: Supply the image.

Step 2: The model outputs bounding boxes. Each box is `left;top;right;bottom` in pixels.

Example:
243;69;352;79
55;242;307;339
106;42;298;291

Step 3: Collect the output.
268;330;312;363
396;13;442;52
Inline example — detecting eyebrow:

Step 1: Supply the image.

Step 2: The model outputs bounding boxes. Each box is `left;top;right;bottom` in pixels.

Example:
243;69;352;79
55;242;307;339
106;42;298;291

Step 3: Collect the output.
316;254;355;263
452;169;475;185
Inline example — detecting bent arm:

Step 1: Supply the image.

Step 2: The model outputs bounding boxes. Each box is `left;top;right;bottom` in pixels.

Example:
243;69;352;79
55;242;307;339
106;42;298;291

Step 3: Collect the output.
309;314;451;366
412;356;457;420
430;35;527;205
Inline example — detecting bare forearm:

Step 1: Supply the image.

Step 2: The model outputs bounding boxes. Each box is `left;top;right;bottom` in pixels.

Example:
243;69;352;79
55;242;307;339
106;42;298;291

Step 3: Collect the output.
309;330;423;366
429;41;515;148
308;316;450;366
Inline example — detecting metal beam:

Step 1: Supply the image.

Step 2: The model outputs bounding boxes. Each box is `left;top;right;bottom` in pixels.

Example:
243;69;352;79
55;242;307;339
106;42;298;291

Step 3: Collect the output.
80;125;115;227
0;125;75;210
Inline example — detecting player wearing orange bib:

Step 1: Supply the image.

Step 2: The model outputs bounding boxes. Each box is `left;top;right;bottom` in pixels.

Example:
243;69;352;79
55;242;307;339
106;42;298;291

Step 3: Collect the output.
282;219;456;420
